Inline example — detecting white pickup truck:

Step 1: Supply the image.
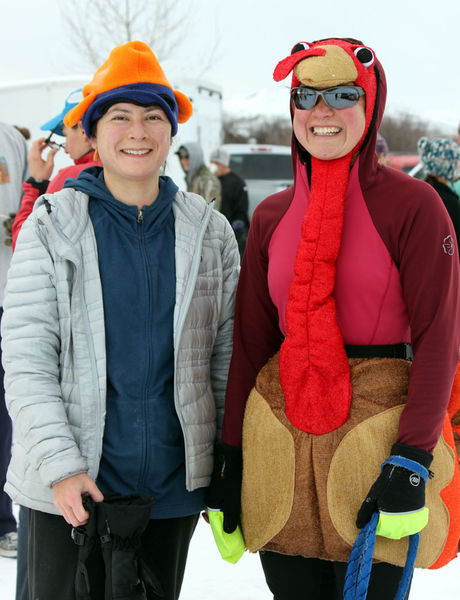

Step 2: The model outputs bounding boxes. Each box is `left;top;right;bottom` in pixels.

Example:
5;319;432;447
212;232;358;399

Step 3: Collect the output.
218;143;293;218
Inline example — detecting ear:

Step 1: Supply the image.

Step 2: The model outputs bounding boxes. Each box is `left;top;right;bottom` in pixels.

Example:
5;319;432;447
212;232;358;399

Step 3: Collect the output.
77;120;89;141
91;137;97;150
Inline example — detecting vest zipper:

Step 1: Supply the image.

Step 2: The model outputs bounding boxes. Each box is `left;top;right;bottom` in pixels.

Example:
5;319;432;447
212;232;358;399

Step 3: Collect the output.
137;208;144;224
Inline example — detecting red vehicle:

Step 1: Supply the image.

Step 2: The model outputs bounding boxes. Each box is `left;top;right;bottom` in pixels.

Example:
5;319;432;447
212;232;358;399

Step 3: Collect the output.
387;153;420;174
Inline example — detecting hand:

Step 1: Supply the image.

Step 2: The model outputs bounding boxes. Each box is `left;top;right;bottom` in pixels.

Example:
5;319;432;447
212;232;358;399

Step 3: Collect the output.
356;442;433;539
53;473;104;527
28;138;59;180
206;443;242;533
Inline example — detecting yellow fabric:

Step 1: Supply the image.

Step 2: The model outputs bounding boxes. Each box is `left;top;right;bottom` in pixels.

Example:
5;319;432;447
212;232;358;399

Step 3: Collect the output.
327;405;454;567
241;387;295;552
208;510;245;564
377;508;429;540
64;41;193;127
294;45;358;88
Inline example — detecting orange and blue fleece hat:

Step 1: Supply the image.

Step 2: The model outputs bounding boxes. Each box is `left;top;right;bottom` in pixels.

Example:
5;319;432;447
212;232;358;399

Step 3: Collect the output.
64;41;193;137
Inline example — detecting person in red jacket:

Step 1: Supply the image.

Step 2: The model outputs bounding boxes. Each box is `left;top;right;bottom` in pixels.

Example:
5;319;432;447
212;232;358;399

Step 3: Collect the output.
12;89;100;250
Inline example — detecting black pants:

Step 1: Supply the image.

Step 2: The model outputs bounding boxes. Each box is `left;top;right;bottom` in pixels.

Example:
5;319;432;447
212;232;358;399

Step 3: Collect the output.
259;550;411;600
28;508;199;600
16;505;29;600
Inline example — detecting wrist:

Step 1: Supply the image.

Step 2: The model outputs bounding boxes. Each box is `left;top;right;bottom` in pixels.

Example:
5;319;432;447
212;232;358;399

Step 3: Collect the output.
391;443;433;469
26;177;49;194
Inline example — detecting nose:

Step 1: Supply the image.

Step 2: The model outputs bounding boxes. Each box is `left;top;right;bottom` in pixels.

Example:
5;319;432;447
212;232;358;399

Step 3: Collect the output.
128;117;147;138
312;96;334;116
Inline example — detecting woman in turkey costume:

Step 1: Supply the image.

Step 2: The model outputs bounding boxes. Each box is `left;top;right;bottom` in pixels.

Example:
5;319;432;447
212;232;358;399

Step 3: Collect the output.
207;37;460;599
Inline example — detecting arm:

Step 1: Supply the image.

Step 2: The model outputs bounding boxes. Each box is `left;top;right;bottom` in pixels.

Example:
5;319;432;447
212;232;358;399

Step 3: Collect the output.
396;187;460;452
12;182;42;250
221;199;287;446
210;216;240;435
230;177;250;228
12;138;59;250
2;214;99;514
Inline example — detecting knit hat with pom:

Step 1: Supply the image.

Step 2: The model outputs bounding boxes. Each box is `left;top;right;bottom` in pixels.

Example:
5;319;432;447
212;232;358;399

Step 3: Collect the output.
64;41;193;137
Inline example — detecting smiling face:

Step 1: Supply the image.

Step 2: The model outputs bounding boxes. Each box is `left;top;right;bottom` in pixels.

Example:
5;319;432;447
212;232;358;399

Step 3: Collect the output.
293;92;366;161
91;103;172;187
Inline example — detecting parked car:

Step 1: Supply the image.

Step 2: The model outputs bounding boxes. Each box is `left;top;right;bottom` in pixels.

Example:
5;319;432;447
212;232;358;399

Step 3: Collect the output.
407;162;426;179
387;153;420;174
219;144;293;218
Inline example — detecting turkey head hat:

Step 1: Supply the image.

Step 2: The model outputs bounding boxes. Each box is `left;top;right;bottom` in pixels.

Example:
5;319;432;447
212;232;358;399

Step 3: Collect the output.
64;41;193;137
273;38;385;435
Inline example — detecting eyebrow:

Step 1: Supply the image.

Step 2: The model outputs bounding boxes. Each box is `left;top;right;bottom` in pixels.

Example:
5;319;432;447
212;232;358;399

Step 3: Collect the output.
107;105;163;115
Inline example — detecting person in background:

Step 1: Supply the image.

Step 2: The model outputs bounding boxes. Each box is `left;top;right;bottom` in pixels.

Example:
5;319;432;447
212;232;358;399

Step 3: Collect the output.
2;40;239;600
208;37;460;599
210;147;249;258
12;88;99;250
0;122;28;559
375;131;390;165
418;136;460;247
450;124;460;197
176;141;221;210
12;126;31;141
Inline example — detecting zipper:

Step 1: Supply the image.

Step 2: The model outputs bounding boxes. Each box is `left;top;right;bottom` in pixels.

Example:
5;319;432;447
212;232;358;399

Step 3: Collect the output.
136;207;152;488
173;201;214;489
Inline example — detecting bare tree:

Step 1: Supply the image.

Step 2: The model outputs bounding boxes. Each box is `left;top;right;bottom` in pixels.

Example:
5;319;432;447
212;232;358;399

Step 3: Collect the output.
60;0;220;78
223;114;292;146
379;112;451;153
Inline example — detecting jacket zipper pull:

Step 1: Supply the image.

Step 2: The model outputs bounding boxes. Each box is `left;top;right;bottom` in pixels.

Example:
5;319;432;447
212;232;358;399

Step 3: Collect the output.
137;208;144;224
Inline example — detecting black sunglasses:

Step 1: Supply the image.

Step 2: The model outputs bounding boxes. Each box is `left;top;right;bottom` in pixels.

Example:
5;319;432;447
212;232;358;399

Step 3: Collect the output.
291;85;365;110
44;125;65;150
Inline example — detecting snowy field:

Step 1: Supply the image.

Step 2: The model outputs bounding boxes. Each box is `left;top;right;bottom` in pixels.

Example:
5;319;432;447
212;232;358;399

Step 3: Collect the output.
1;510;459;599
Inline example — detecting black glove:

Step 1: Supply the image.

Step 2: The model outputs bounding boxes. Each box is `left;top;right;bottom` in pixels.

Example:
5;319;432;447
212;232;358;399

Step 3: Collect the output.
356;443;433;538
206;443;243;534
72;494;105;600
97;494;163;600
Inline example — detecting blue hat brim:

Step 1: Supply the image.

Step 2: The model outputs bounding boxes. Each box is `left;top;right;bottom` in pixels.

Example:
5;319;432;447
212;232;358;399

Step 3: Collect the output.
40;111;67;137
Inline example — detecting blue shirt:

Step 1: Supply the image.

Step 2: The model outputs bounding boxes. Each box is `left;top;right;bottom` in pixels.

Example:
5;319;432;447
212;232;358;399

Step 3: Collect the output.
65;167;206;517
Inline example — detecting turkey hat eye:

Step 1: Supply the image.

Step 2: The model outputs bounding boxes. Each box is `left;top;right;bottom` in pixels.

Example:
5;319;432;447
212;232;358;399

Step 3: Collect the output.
354;46;374;67
291;42;310;54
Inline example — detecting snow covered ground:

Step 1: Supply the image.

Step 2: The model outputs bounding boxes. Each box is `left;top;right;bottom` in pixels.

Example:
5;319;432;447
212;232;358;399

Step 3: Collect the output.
1;510;459;599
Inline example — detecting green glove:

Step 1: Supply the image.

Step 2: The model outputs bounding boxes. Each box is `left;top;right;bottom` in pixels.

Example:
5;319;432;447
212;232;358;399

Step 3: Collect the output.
208;509;245;564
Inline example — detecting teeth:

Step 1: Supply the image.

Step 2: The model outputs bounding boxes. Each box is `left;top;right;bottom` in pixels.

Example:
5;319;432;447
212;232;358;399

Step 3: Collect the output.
122;149;150;155
312;127;340;136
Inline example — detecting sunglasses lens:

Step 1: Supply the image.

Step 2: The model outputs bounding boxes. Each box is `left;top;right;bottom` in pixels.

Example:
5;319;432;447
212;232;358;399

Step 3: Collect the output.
324;87;362;109
293;89;317;110
292;86;363;110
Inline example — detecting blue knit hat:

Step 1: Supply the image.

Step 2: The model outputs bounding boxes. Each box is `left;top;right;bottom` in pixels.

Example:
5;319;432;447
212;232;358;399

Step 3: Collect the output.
417;137;460;182
40;88;83;136
81;82;180;137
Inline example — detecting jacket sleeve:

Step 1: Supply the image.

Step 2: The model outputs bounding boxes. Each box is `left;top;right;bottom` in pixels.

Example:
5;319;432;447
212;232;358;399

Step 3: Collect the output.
221;201;286;446
12;182;42;250
210;216;240;435
2;213;88;487
394;184;460;452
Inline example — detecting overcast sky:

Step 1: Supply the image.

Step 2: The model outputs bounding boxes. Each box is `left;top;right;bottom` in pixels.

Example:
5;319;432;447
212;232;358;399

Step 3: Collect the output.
0;0;459;131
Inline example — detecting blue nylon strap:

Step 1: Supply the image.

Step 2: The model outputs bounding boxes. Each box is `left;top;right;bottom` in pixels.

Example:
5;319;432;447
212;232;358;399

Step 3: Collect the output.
381;456;429;482
344;511;419;600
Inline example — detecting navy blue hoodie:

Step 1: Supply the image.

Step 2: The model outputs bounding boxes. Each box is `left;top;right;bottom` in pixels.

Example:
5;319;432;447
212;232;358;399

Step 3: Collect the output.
65;167;206;518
